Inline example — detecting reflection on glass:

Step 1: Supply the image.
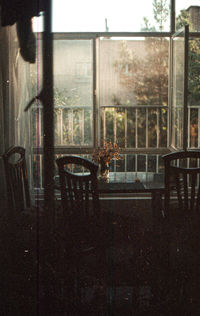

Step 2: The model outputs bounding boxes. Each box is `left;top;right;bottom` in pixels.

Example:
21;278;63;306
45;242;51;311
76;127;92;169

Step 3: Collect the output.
99;37;169;149
53;39;93;146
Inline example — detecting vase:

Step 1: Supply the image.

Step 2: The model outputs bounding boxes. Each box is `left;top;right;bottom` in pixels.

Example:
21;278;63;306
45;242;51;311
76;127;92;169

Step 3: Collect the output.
99;162;109;182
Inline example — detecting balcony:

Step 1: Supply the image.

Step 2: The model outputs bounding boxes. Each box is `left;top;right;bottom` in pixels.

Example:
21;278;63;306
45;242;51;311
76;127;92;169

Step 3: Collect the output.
31;103;200;190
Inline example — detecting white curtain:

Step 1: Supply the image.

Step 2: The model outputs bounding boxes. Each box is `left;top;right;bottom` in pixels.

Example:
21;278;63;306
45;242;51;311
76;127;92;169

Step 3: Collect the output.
0;20;33;210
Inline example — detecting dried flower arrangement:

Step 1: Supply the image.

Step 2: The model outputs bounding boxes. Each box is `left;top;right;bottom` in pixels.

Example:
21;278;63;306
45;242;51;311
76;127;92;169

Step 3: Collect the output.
92;141;121;166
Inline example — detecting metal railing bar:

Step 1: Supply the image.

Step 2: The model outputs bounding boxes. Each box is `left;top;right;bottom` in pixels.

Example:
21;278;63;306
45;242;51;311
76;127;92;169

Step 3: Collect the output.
103;109;106;141
71;109;74;144
100;104;167;108
188;106;191;147
157;108;160;148
146;108;148;148
125;108;127;148
198;108;200;148
60;108;63;144
136;108;138;149
81;109;84;145
114;108;117;143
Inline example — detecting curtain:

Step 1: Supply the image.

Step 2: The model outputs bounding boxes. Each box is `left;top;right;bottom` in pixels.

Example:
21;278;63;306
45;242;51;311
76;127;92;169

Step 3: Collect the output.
0;19;33;210
0;21;12;209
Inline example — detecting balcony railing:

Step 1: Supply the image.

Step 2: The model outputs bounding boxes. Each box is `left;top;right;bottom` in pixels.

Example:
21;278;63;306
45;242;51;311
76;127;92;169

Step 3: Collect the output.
101;105;168;149
30;104;200;190
32;104;169;149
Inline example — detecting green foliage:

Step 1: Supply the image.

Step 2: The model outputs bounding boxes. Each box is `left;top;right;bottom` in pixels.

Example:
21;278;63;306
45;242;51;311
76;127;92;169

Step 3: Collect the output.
54;87;81;107
115;0;169;106
114;0;169;148
141;0;169;31
188;39;200;105
176;10;190;31
115;37;168;106
176;9;200;105
153;0;169;31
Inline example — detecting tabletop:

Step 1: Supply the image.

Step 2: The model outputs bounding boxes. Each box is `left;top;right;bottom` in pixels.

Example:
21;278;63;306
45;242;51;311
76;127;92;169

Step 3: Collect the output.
98;173;165;194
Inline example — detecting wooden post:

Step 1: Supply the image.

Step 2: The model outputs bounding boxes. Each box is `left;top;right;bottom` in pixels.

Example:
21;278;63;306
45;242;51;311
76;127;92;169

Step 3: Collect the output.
42;0;55;227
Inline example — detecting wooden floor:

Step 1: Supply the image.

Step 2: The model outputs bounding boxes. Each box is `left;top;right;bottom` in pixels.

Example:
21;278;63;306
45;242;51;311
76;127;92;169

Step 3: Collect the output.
0;207;200;315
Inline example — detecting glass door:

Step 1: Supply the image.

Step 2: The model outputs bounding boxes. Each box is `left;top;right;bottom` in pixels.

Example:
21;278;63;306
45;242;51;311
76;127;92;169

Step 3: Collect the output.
171;25;189;150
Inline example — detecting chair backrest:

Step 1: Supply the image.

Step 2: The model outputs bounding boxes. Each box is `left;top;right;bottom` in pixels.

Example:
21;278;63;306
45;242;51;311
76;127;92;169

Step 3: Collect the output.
3;146;31;212
162;150;200;216
56;155;100;224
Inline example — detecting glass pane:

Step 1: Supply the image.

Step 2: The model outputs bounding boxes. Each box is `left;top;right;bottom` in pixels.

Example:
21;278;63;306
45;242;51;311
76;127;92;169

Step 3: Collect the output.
137;108;146;148
53;39;93;146
148;108;157;147
99;37;169;106
188;38;200;106
190;108;198;147
116;158;125;172
176;1;200;32
30;34;43;147
116;108;125;147
148;155;157;172
127;108;136;148
127;155;136;172
159;107;168;147
137;155;146;172
32;155;43;189
99;37;169;149
171;31;185;149
49;0;170;32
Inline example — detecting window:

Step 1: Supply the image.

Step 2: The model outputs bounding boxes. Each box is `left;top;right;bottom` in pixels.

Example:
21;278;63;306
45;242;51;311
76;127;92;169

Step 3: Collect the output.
30;0;200;189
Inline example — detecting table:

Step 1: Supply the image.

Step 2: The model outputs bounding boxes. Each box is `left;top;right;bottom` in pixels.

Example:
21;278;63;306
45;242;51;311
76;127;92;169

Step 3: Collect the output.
97;175;165;221
55;173;165;219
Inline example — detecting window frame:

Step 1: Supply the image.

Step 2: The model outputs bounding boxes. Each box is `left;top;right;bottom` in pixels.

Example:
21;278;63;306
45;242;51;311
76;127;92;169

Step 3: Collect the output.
31;0;200;193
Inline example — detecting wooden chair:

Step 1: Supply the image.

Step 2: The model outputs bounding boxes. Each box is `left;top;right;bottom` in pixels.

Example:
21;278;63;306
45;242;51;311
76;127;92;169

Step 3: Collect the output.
161;150;200;311
3;146;31;213
56;155;100;221
55;155;107;310
2;147;41;311
55;155;157;313
162;150;200;217
2;146;44;232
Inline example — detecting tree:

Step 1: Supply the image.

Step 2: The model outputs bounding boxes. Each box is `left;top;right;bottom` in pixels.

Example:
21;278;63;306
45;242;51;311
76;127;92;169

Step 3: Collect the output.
141;0;169;32
176;9;200;106
114;0;169;147
176;8;200;147
115;0;169;106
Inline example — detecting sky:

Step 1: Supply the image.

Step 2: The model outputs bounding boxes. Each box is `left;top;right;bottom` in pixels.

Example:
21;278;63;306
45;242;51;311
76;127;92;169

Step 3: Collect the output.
33;0;200;32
